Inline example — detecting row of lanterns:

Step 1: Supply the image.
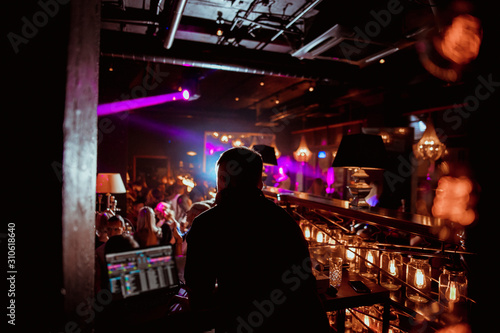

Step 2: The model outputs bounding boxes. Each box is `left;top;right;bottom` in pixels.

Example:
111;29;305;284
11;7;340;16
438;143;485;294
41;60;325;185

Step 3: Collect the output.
301;220;468;308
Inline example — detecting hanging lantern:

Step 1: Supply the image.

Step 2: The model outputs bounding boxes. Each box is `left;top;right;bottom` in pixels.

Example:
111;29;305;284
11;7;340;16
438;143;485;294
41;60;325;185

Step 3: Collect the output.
293;135;312;162
358;240;379;281
406;255;431;303
439;264;468;310
413;116;446;162
380;252;403;291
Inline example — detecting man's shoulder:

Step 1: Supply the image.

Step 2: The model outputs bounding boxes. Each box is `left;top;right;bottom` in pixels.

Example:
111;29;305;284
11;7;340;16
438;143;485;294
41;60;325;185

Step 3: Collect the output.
196;204;219;219
189;205;219;229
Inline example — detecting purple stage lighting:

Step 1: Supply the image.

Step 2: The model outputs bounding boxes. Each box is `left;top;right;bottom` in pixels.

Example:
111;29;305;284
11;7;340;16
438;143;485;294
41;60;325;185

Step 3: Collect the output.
97;90;190;116
182;89;190;100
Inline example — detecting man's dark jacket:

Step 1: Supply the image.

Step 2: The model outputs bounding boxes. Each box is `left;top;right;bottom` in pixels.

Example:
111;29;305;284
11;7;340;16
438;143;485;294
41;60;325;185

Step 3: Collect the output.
185;187;330;333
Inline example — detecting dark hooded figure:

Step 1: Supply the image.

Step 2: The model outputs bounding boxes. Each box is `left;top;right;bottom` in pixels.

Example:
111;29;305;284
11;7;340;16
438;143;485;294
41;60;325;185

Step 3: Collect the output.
185;147;330;333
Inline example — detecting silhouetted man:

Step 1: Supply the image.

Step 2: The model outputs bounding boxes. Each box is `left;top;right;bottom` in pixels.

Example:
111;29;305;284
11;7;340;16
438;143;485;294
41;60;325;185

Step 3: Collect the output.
185;147;330;333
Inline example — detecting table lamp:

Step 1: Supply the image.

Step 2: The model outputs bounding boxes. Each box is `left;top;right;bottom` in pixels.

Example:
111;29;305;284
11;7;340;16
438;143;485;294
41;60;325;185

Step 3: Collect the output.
332;133;387;207
96;173;126;213
251;144;278;166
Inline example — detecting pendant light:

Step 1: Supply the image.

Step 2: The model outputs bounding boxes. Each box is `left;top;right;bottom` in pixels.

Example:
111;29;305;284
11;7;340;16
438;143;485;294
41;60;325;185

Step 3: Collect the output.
293;135;312;162
413;116;446;161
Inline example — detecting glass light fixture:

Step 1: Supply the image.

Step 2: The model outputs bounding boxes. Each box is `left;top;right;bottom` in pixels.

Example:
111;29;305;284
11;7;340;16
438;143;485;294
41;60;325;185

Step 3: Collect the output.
340;233;362;272
380;252;403;291
293;135;312;162
358;240;379;281
300;220;312;242
439;264;467;309
406;256;431;303
413;115;446;162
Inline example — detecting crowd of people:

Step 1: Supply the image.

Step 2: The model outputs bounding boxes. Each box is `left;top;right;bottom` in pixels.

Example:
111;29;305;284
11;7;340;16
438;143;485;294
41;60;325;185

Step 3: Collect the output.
94;175;214;294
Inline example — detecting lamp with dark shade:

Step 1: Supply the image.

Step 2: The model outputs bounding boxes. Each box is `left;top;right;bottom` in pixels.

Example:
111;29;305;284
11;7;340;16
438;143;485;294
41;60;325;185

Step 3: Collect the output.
332;134;387;207
252;144;278;166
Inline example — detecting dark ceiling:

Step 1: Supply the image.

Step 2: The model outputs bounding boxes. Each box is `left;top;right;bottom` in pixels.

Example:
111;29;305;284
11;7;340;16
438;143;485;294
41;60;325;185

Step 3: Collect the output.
98;0;490;130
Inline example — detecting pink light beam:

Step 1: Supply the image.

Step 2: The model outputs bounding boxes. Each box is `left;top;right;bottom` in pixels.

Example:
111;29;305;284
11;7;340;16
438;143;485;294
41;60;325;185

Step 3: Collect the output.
97;90;190;116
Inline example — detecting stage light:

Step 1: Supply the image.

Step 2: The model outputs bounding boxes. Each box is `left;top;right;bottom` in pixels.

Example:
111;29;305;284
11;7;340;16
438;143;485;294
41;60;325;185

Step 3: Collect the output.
97;89;191;116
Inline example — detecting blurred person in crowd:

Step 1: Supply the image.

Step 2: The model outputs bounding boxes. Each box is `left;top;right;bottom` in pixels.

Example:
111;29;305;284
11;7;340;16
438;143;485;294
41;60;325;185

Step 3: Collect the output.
176;201;211;284
154;201;176;247
126;198;145;230
105;233;139;255
106;215;126;237
95;211;112;249
190;176;210;203
173;193;192;224
131;178;149;199
95;214;126;293
180;202;212;255
185;147;330;333
134;206;162;248
308;178;327;197
145;187;165;209
95;233;140;294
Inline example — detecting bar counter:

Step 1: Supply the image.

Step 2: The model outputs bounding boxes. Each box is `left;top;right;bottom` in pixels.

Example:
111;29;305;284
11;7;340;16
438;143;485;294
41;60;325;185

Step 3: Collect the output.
264;186;476;332
263;187;463;246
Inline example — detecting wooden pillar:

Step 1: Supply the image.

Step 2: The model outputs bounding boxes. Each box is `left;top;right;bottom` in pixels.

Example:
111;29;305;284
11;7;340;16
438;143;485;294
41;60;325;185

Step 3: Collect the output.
61;0;100;330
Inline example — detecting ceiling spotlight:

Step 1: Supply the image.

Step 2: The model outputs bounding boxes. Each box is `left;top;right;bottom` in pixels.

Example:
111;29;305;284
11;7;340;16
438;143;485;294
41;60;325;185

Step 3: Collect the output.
379;58;386;64
216;11;224;36
260;81;265;86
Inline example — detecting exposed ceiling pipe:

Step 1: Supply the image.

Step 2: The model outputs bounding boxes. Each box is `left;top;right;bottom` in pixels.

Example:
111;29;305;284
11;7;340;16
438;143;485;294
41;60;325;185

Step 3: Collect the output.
258;0;323;50
101;52;321;80
162;0;188;49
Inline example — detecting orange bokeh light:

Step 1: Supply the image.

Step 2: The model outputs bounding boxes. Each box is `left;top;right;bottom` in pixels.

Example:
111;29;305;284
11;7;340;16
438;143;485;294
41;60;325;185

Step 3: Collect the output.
438;14;482;65
432;176;476;225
